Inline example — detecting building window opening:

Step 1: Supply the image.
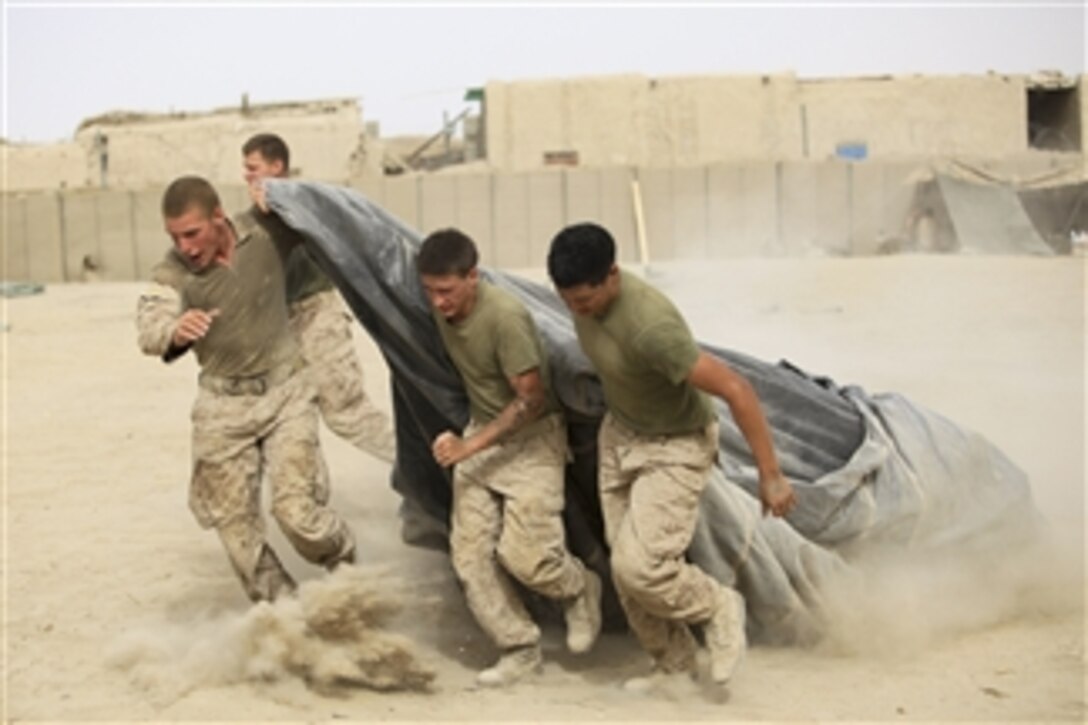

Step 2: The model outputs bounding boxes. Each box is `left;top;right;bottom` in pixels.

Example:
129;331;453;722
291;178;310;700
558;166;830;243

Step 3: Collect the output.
1027;83;1081;152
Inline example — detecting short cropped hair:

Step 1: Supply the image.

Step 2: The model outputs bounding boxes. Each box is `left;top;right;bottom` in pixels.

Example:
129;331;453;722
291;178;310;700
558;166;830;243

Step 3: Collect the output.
418;228;479;277
161;175;221;219
547;222;616;288
242;133;290;169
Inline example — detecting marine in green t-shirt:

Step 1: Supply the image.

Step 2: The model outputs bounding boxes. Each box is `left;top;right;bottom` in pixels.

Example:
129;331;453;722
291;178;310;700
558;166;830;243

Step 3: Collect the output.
136;175;355;604
146;206;301;379
548;221;796;689
572;270;713;436
432;279;558;441
284;246;335;306
241;133;398;469
241;134;335;306
547;222;796;518
417;228;602;688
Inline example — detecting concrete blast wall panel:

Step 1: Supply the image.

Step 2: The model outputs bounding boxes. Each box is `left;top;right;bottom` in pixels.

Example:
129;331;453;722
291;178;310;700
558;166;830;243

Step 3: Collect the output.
2;159;1058;285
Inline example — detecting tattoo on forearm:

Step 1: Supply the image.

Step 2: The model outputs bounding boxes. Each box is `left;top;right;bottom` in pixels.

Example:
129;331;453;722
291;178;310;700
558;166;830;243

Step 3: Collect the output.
492;395;540;443
513;397;531;423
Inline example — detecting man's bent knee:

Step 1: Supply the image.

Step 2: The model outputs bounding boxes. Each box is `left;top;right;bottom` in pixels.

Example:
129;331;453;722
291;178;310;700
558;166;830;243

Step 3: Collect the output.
497;538;566;588
610;537;667;597
271;495;348;560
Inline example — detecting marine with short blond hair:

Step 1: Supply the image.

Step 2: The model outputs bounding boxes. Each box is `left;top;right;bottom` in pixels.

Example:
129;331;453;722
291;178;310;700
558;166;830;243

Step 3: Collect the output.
137;175;355;602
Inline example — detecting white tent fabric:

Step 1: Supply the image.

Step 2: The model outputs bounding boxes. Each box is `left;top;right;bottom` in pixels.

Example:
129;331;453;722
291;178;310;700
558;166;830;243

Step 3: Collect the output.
937;174;1054;255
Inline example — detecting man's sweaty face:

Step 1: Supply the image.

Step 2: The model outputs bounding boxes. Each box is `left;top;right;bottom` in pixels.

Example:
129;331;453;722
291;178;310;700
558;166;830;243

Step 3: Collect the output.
165;207;223;272
421;272;476;323
559;282;615;319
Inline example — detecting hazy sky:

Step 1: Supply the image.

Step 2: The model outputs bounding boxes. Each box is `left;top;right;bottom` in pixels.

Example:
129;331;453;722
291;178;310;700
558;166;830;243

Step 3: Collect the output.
4;2;1085;144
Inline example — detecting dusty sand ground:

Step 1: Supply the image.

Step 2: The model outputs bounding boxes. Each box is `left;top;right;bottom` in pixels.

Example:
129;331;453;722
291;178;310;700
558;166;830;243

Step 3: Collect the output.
3;255;1085;722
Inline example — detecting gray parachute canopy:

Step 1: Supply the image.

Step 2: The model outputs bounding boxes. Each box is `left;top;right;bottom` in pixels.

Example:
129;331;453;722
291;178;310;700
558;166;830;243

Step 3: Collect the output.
264;179;1035;644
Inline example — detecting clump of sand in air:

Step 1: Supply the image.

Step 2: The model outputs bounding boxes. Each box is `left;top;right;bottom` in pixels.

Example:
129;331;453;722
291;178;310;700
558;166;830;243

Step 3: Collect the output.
107;565;435;700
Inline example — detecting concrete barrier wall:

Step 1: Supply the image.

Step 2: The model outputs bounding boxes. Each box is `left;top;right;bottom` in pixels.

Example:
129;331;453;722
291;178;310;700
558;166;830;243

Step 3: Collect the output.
778;161;853;256
850;162;921;254
4;196;30;281
2;160;958;283
133;188;167;280
553;167;639;263
3;194;64;282
707;162;779;257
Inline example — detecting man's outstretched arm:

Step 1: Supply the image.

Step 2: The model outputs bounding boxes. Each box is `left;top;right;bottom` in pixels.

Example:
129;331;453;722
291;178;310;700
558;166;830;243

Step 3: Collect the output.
687;351;797;517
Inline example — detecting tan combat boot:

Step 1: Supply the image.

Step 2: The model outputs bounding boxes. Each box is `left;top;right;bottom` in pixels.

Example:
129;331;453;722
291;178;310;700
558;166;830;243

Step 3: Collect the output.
703;585;746;684
564;569;603;654
623;648;698;693
476;644;543;687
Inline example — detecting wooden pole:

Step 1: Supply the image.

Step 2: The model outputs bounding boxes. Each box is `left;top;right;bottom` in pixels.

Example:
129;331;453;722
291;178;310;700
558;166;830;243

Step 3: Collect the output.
631;177;650;268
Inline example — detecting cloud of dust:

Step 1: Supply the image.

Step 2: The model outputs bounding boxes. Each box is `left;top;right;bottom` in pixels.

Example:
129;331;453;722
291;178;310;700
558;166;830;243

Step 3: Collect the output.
105;565;436;703
816;515;1085;658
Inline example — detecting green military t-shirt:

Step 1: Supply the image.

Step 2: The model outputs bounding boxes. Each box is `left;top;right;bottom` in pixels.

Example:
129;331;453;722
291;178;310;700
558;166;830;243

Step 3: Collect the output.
433;280;558;438
573;270;713;435
150;208;300;378
284;244;334;306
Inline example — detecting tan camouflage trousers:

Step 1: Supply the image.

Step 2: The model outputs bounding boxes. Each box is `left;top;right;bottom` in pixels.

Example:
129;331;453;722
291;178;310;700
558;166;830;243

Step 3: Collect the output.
450;414;588;649
190;373;355;602
289;289;396;463
598;414;721;669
